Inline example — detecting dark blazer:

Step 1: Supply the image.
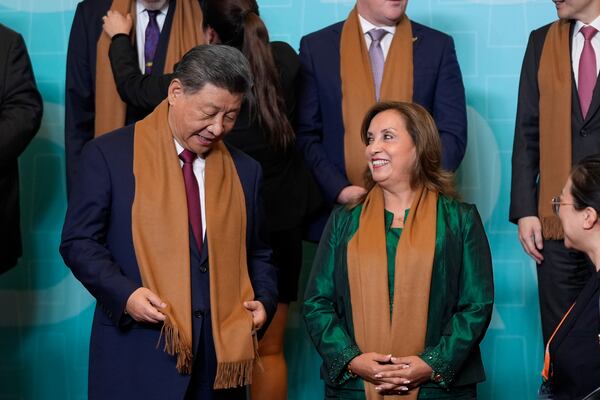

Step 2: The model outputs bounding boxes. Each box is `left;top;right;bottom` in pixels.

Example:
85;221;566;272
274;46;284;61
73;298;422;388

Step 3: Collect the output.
108;36;322;232
296;20;467;240
549;271;600;399
510;22;600;222
64;0;176;193
60;125;277;399
0;24;42;273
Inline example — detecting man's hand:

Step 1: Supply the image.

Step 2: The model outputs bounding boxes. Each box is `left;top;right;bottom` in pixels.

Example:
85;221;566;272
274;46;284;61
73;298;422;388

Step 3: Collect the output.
374;355;433;395
243;300;266;332
102;10;133;38
337;185;367;205
125;287;167;323
518;216;544;264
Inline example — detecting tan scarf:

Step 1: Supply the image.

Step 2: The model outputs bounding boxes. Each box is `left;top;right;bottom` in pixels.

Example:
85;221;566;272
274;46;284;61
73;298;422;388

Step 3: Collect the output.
538;19;572;239
95;0;204;136
132;100;256;388
340;8;413;186
347;185;437;400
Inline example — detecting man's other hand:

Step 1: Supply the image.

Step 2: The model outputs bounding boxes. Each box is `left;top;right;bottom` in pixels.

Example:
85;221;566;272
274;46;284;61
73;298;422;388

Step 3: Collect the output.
125;287;167;323
518;216;544;264
243;300;266;332
337;185;367;205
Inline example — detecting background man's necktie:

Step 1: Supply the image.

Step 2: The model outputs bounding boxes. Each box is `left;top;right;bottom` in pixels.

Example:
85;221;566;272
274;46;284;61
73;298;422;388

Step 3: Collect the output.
144;9;160;75
367;28;388;100
179;149;203;253
578;25;598;118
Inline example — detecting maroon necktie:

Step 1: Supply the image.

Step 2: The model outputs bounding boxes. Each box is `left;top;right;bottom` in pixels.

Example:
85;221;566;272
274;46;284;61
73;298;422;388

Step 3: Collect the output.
144;9;160;74
578;25;598;118
179;149;203;253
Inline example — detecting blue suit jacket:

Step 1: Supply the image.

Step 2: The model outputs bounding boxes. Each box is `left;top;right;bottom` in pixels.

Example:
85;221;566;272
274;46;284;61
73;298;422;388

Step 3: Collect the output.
60;125;277;399
296;20;467;240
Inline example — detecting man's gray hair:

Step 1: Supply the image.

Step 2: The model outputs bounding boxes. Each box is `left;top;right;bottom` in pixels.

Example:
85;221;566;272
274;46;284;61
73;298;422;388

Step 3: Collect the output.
172;45;253;98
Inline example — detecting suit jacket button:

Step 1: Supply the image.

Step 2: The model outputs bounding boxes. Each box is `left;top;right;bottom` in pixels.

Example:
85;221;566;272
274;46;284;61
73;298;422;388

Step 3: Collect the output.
581;129;589;136
193;310;203;318
199;264;207;273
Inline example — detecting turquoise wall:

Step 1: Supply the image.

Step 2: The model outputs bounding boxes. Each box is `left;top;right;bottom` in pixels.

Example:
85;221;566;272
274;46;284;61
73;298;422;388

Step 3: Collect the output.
0;1;558;398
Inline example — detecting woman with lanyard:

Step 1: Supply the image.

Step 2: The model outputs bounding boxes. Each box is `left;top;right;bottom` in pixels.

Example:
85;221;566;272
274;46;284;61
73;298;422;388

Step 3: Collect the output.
541;154;600;399
303;102;494;399
102;1;321;399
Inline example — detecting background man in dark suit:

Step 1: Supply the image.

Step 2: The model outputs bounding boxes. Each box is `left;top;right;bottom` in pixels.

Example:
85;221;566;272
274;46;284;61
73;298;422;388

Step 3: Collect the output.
0;24;43;274
296;0;467;240
65;0;188;192
510;0;600;345
60;45;277;400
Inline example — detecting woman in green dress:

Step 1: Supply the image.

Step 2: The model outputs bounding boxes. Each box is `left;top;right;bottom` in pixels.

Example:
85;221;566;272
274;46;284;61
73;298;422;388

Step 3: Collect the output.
303;102;494;399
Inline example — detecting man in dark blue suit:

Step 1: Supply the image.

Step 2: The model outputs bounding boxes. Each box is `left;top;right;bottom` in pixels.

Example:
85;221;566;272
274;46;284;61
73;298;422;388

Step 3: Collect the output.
60;45;277;400
297;0;467;240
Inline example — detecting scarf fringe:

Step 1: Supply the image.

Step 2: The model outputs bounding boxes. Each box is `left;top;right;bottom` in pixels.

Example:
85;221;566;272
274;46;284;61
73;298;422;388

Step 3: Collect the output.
159;320;193;374
541;216;564;240
213;359;253;389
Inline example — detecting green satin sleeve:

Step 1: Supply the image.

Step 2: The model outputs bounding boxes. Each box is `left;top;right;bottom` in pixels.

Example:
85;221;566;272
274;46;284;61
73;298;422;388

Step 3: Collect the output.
303;207;361;385
420;205;494;386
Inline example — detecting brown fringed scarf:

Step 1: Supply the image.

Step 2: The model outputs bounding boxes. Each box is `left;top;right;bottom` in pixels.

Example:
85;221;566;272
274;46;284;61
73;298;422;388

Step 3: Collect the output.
132;100;256;388
340;8;413;186
95;0;204;136
538;19;572;239
347;185;438;400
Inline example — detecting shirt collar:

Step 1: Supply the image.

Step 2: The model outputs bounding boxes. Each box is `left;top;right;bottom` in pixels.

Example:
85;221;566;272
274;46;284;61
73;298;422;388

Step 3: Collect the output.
574;15;600;38
174;139;197;160
136;0;169;17
358;13;396;37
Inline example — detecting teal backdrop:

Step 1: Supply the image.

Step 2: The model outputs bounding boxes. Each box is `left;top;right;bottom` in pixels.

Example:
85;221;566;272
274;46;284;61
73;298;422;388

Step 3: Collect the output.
0;1;559;398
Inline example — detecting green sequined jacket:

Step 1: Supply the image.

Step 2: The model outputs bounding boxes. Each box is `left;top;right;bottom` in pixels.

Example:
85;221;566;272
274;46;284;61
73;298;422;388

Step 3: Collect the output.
303;195;494;398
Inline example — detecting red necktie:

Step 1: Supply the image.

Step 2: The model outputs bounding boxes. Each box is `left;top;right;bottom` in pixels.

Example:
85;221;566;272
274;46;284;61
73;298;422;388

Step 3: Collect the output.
578;25;598;118
179;149;203;253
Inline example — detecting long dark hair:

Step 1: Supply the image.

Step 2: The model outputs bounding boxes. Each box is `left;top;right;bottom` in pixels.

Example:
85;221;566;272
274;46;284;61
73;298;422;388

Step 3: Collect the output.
570;154;600;213
202;0;294;150
359;101;458;198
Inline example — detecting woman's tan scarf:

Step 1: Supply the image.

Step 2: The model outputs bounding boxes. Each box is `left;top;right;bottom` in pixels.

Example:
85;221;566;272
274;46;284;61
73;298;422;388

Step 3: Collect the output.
538;19;572;239
347;185;437;400
132;100;256;388
340;8;413;186
95;0;204;136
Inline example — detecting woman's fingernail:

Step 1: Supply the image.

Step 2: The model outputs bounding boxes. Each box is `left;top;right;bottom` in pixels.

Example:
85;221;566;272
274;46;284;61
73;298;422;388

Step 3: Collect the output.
374;374;382;378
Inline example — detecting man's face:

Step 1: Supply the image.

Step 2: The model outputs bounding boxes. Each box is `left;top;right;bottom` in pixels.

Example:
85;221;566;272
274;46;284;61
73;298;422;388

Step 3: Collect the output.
167;81;243;157
139;0;168;11
356;0;408;26
553;0;600;23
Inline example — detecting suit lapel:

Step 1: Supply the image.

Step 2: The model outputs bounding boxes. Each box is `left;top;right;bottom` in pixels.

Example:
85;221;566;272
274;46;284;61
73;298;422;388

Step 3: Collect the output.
583;78;600;124
188;226;208;266
411;22;423;54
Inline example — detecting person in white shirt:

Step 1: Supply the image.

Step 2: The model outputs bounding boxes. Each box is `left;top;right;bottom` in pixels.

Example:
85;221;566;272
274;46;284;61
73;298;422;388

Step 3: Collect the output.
65;0;203;193
296;0;467;242
510;0;600;358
